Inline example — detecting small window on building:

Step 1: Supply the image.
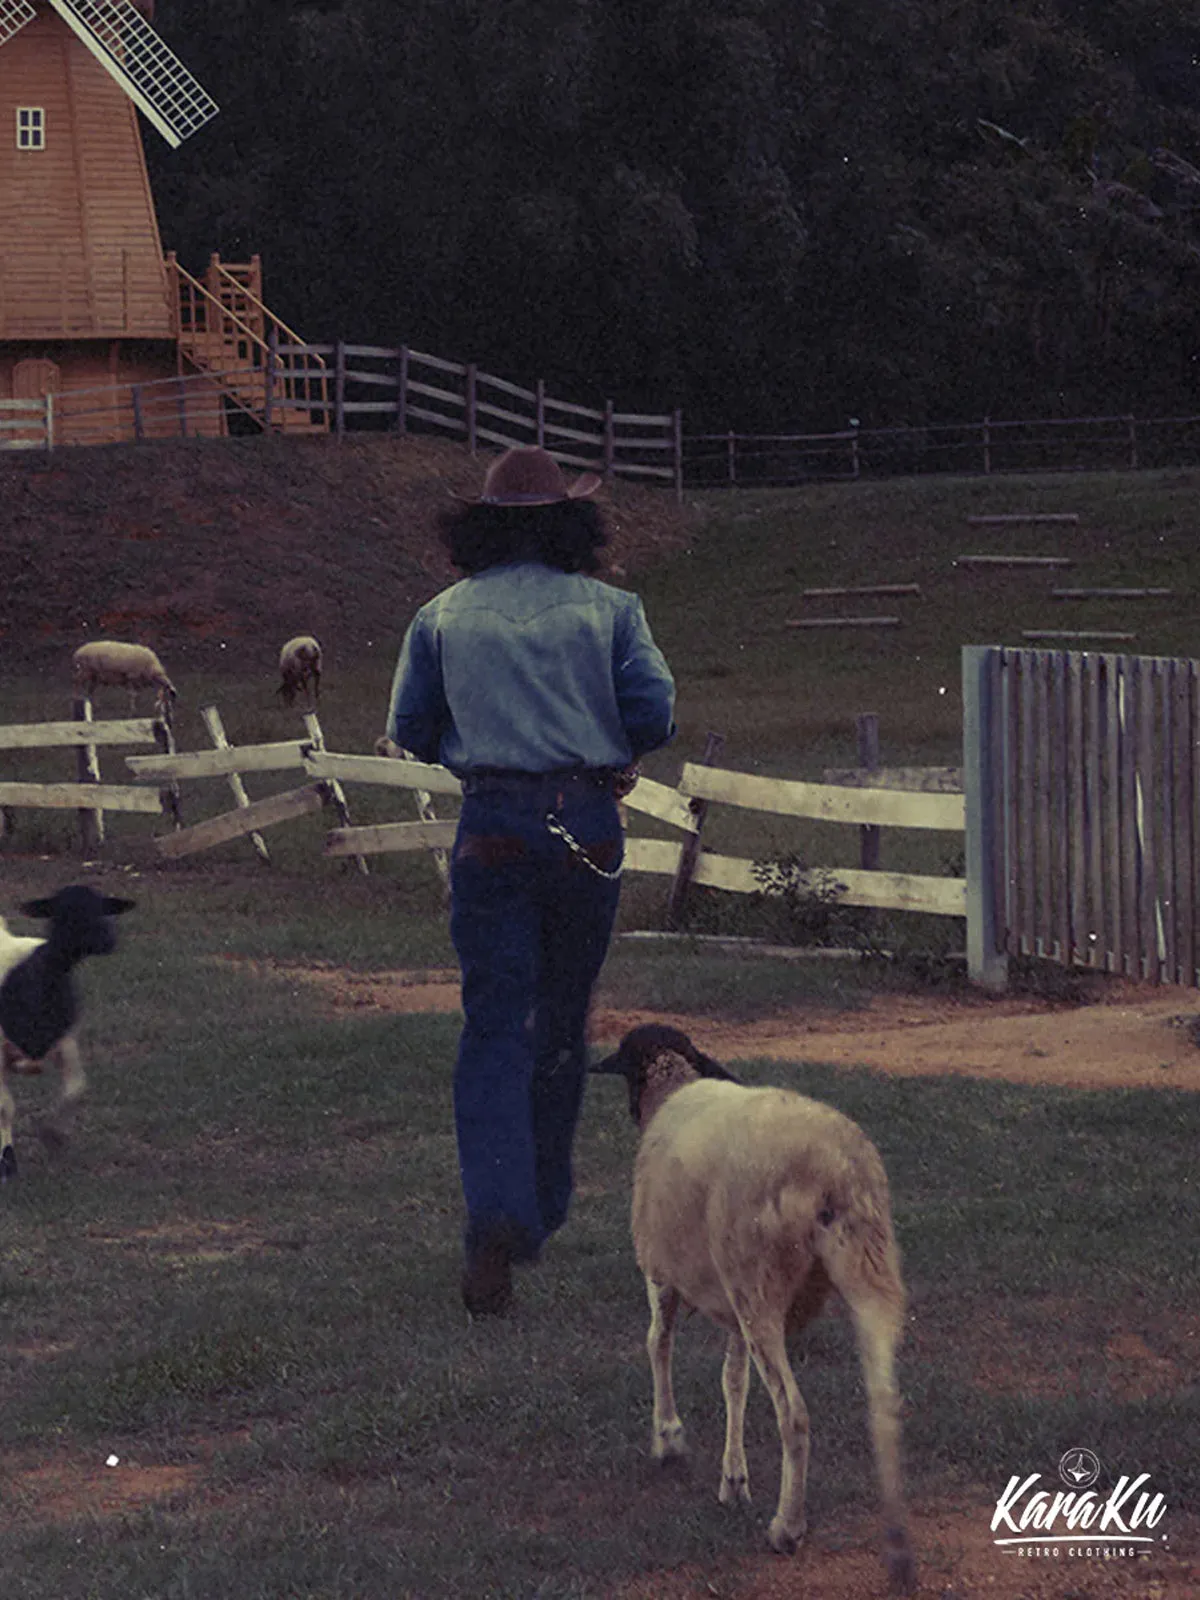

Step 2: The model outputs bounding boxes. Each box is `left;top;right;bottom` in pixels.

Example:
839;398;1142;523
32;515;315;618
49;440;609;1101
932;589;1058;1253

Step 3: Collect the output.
17;108;44;150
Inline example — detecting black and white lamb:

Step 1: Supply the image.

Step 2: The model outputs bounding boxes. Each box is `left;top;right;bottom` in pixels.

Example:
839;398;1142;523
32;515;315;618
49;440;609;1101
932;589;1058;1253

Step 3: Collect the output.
592;1022;915;1593
0;886;135;1181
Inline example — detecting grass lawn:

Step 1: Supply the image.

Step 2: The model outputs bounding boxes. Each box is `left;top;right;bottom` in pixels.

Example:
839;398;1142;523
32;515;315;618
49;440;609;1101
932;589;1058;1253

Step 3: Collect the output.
0;874;1196;1598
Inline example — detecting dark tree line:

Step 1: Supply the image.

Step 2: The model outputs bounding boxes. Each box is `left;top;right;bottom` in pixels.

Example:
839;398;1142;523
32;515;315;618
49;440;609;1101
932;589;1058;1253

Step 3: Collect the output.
148;0;1200;430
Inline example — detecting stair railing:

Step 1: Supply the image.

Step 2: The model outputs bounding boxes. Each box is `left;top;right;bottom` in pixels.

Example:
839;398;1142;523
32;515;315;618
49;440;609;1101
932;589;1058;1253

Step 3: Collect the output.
164;254;328;428
209;257;329;417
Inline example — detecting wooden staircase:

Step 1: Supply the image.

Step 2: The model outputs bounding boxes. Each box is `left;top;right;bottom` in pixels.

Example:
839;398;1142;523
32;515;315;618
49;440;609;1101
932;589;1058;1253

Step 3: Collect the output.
166;253;328;434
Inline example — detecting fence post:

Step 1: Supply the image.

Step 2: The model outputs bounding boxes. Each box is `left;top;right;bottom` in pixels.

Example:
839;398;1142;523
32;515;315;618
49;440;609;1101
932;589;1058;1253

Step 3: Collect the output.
603;398;615;477
44;391;54;452
857;712;881;870
395;346;409;434
727;430;736;486
536;379;546;446
466;363;478;455
73;696;103;850
1127;414;1138;470
983;416;991;475
303;712;367;876
264;327;277;433
963;645;1008;989
200;705;270;864
154;716;182;828
849;418;860;479
665;730;724;929
334;339;347;438
673;408;684;502
176;376;188;438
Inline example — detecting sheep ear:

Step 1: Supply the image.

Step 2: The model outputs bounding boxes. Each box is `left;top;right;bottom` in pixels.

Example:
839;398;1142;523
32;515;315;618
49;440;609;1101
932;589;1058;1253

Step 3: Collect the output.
588;1049;627;1077
101;896;136;915
694;1051;739;1083
18;896;55;919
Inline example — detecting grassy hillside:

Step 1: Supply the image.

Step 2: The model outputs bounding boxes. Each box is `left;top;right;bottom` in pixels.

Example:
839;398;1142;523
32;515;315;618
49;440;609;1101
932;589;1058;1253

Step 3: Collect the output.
2;444;1198;932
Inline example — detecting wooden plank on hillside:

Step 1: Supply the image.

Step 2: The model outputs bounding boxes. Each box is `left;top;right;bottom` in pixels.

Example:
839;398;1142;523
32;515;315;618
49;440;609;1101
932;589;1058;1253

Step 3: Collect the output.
679;763;965;830
1051;588;1173;599
785;615;901;629
303;750;462;795
0;718;160;750
967;513;1080;524
821;766;963;793
155;785;329;859
1023;630;1136;642
127;741;308;781
622;774;699;833
0;782;163;813
325;820;458;856
955;555;1072;568
622;837;966;915
800;584;921;598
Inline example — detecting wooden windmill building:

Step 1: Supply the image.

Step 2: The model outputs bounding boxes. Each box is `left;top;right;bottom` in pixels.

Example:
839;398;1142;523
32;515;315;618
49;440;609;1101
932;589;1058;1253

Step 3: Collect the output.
0;0;323;444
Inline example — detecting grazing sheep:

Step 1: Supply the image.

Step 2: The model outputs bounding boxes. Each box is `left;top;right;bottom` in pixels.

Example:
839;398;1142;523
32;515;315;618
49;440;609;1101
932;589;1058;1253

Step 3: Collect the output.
277;635;322;707
0;886;135;1181
592;1023;915;1593
72;641;177;719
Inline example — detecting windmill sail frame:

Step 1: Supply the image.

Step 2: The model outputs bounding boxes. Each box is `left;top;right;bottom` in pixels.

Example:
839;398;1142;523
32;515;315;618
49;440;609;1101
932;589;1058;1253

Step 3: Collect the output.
0;0;37;48
45;0;217;147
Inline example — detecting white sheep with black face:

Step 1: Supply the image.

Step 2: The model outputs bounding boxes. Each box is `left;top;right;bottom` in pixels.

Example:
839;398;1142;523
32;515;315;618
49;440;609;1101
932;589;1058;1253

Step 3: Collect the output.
592;1022;915;1594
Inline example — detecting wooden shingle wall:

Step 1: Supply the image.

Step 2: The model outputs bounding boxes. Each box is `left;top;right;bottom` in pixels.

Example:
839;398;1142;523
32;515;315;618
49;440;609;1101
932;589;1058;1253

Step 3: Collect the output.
0;6;172;341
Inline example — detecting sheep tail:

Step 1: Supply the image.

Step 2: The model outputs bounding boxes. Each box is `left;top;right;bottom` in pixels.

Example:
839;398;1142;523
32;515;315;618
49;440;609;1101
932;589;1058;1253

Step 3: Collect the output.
815;1178;914;1594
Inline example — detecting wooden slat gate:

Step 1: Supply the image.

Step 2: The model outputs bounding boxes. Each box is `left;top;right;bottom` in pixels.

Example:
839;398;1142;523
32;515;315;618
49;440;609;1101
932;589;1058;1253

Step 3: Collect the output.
964;645;1199;987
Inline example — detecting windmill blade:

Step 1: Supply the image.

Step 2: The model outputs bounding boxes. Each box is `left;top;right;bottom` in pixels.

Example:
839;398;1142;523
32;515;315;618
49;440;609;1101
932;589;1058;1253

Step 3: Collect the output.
46;0;218;147
0;0;37;48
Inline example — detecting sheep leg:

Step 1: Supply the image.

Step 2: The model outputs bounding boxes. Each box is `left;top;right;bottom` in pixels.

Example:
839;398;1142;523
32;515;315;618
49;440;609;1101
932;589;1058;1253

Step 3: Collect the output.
846;1291;915;1593
645;1278;686;1461
718;1330;752;1505
38;1035;85;1154
0;1042;16;1180
741;1322;810;1555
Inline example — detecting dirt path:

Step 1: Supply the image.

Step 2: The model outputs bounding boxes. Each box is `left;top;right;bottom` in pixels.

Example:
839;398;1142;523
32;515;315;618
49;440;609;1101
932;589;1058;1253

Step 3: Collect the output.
266;961;1200;1092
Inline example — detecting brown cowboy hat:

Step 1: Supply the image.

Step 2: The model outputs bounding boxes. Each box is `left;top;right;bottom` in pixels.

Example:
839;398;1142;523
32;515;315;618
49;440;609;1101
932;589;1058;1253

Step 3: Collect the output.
459;446;602;506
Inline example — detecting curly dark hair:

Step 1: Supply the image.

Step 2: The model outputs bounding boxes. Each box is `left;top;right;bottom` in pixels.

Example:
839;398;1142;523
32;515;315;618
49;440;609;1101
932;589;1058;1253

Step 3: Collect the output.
437;499;609;576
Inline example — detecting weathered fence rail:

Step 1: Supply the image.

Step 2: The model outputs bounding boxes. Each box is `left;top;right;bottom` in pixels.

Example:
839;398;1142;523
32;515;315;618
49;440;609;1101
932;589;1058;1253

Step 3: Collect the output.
0;713;174;846
686;412;1200;487
0;395;52;450
279;341;682;489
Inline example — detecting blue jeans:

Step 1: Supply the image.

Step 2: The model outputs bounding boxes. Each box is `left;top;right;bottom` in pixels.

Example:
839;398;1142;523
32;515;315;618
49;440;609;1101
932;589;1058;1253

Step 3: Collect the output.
449;774;624;1259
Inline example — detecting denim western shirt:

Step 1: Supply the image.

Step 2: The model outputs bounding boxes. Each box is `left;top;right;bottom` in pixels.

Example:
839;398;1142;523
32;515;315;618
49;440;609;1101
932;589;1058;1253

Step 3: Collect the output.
387;561;676;773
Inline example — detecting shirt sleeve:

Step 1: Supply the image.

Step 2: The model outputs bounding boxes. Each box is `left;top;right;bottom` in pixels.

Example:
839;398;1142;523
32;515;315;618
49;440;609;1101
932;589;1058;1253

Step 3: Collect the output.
387;609;452;765
613;596;676;759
